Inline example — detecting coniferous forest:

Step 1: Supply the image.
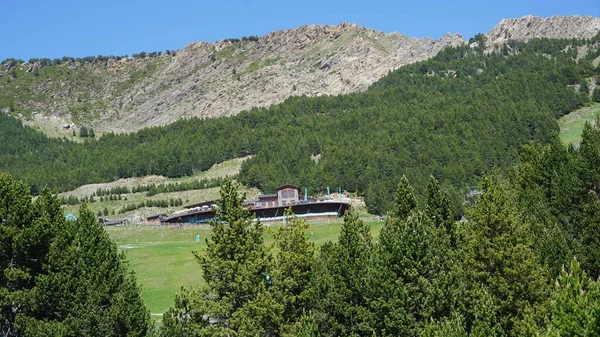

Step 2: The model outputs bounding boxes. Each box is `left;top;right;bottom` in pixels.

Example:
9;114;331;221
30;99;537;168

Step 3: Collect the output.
159;122;600;337
1;34;600;336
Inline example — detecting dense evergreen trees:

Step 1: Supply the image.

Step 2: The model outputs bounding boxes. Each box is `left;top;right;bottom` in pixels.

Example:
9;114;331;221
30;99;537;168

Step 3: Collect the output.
2;112;600;335
0;174;150;336
162;118;600;335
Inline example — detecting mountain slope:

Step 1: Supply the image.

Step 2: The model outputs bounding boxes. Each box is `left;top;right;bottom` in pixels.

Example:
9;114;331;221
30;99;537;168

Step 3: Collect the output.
1;36;597;215
0;24;463;133
1;15;599;134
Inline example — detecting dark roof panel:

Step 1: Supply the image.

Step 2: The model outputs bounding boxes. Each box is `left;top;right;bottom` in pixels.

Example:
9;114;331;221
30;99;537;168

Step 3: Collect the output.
276;184;299;191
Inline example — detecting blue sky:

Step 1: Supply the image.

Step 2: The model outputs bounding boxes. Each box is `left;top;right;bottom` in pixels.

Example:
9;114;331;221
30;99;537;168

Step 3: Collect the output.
2;0;599;61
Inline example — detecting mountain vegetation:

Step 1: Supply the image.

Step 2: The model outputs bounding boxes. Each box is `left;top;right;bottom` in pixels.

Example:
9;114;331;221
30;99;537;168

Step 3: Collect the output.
1;35;599;215
0;174;151;336
0;23;464;132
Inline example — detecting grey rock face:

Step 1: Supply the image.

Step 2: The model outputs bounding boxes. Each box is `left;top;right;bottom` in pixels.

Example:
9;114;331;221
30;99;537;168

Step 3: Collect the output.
486;15;600;46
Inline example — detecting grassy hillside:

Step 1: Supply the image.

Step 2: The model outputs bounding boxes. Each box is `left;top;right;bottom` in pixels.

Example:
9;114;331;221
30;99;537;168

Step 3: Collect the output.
559;103;600;145
60;157;255;219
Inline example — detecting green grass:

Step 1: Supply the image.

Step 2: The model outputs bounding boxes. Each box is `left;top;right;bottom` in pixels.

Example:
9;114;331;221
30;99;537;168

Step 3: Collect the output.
559;103;600;145
106;218;384;317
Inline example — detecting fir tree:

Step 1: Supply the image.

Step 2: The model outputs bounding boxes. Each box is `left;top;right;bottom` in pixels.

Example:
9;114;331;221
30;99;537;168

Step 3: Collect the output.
310;211;375;336
162;178;270;336
460;176;549;335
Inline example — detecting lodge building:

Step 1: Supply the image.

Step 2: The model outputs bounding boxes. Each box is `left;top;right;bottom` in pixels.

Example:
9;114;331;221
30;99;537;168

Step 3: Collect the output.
161;184;350;224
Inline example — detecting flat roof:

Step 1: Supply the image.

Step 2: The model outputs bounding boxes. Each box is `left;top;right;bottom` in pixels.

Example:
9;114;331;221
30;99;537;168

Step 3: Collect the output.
258;194;278;199
184;199;218;209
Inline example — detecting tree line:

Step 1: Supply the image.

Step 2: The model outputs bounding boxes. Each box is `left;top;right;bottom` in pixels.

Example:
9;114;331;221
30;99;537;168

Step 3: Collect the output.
59;176;228;206
0;49;177;69
118;198;183;214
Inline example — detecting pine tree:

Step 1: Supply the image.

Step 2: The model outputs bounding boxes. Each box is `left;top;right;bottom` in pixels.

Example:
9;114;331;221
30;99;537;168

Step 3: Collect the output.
422;313;468;337
20;203;150;336
372;176;457;336
512;140;575;278
460;176;549;335
162;178;270;336
0;175;60;335
310;211;375;336
470;289;505;337
270;209;315;329
426;176;456;245
575;121;600;278
545;258;600;336
393;175;418;219
0;174;151;336
592;86;600;103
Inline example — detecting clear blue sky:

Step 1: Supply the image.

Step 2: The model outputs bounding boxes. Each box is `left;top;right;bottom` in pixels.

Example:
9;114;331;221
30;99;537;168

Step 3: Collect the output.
2;0;599;61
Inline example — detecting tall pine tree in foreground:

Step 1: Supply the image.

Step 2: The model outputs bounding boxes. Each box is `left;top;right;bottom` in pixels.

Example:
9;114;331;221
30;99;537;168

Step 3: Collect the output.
371;176;458;336
269;209;315;334
0;173;150;337
310;211;375;336
161;178;270;337
460;176;549;336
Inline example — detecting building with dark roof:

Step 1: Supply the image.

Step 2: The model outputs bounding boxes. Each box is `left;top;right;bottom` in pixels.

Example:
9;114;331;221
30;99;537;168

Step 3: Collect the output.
161;185;350;224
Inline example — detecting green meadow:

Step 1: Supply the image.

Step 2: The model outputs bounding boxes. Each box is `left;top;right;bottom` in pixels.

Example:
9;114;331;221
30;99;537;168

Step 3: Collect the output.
559;103;600;146
106;217;384;318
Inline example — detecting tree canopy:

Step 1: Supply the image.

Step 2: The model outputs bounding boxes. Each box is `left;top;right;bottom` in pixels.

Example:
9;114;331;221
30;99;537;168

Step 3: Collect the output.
0;173;151;337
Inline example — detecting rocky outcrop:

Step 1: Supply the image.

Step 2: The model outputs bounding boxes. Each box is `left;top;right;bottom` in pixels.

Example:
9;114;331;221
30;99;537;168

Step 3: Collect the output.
101;23;464;132
486;15;600;46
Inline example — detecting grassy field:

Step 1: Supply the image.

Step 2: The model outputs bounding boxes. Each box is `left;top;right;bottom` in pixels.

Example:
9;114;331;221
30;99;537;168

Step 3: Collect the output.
559;103;600;145
106;217;384;319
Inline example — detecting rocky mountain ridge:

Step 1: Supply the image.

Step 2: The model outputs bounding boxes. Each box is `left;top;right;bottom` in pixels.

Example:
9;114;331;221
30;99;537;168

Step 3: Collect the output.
1;15;599;133
486;15;600;46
